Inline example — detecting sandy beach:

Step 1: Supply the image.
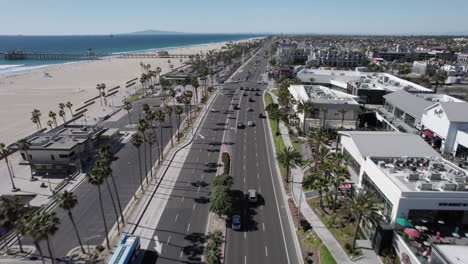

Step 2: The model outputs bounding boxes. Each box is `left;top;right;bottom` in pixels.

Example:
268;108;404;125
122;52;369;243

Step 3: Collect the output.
0;39;253;146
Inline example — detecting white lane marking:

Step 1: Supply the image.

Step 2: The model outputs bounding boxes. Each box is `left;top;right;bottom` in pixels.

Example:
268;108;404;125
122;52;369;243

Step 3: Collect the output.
154;235;163;254
245;255;247;264
263;115;291;264
259;186;261;193
181;196;185;203
244;177;246;183
198;134;205;139
257;172;259;179
244;232;246;239
167;236;171;246
180;249;183;258
263;223;266;231
192;203;196;211
175;213;179;222
187;223;191;232
265;246;268;256
197;186;201;193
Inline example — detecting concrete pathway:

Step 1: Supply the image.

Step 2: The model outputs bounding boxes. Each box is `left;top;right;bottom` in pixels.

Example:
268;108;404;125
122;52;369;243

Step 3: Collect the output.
269;90;384;264
269;91;351;263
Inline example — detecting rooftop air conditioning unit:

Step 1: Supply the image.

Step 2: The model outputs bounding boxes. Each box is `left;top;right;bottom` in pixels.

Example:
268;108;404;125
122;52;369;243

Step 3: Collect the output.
417;182;433;191
440;183;458;191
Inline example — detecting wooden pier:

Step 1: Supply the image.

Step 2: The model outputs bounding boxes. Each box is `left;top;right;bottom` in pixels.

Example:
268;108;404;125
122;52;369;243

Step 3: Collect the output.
0;52;201;61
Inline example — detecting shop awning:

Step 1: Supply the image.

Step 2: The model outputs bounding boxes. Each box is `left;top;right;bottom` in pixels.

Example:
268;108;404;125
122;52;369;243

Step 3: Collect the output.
421;129;435;139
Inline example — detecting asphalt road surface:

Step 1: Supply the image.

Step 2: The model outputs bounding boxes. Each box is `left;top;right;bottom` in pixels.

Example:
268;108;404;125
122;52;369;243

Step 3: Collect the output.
139;41;300;264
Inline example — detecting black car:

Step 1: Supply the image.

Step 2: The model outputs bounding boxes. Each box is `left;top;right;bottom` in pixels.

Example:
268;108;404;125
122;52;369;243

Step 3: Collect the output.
243;93;247;96
255;92;260;96
240;86;244;90
258;113;265;118
249;98;255;102
237;122;245;129
256;88;261;91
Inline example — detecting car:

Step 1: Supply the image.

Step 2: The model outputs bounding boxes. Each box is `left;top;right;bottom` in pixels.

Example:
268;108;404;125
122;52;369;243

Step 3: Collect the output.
237;122;245;129
233;105;240;110
233;80;239;83
248;121;255;127
247;189;258;203
247;107;254;112
240;86;244;90
249;98;255;102
256;88;261;91
258;113;265;118
257;81;261;84
255;92;260;96
243;93;247;96
232;215;241;230
210;108;218;113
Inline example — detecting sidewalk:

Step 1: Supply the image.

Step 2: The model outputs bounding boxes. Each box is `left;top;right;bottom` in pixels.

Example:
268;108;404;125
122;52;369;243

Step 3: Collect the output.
269;91;384;264
269;91;351;264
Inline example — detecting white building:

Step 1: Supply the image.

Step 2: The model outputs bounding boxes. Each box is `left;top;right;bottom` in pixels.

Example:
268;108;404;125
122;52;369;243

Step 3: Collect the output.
457;53;468;64
17;126;109;174
340;131;468;264
296;69;433;104
288;85;360;131
412;61;438;75
307;50;365;68
421;102;468;157
383;91;463;130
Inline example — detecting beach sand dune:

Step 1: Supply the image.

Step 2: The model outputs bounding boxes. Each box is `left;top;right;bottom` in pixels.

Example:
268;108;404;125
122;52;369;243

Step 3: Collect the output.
0;40;239;145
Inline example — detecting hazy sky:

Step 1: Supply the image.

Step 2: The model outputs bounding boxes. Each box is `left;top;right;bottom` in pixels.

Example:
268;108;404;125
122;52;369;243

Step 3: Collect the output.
1;0;468;35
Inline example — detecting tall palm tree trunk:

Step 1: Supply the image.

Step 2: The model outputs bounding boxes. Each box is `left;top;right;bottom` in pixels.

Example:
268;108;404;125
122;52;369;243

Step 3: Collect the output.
109;173;124;222
176;114;181;143
16;233;23;253
352;215;362;250
137;149;144;191
148;144;152;183
105;178;120;232
143;141;148;183
168;116;174;147
68;211;85;253
45;236;55;264
34;241;45;264
97;185;111;250
159;125;164;160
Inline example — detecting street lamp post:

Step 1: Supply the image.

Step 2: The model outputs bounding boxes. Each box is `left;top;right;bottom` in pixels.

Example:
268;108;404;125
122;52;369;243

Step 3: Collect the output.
46;172;53;195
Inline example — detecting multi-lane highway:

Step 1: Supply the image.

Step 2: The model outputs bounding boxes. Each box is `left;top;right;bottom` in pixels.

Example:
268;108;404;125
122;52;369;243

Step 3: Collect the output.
137;41;301;264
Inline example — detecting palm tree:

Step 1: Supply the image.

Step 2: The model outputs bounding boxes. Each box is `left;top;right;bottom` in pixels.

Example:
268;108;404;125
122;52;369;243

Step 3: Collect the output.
182;92;192;125
304;174;328;209
191;76;200;105
154;110;166;160
347;191;383;250
0;196;24;252
17;210;45;263
174;105;183;142
86;168;111;250
307;129;327;154
338;109;348;128
123;101;132;125
47;120;53;130
276;146;303;184
31;109;43;130
33;211;60;264
316;147;332;170
58;109;66;123
168;88;177;108
138;119;149;179
17;139;35;181
265;103;281;135
97;145;124;223
146;132;156;181
131;133;144;191
94;163;120;232
0;143;18;191
297;100;314;134
330;165;350;211
58;103;65;111
320;108;328;129
96;84;104;105
57;191;85;254
164;105;174;147
48;111;57;127
66;101;73;117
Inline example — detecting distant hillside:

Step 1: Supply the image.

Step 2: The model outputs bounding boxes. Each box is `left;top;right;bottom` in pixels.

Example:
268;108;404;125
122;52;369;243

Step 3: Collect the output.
121;29;185;35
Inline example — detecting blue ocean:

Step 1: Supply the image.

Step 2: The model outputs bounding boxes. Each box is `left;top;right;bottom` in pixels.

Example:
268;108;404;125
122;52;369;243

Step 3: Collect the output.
0;34;263;74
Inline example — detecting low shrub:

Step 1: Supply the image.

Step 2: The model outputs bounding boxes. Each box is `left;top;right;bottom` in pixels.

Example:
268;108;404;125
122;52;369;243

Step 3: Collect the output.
222;152;230;175
300;219;312;231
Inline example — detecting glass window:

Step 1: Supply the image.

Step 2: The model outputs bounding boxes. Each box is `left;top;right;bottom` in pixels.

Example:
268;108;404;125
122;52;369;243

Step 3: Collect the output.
362;173;393;222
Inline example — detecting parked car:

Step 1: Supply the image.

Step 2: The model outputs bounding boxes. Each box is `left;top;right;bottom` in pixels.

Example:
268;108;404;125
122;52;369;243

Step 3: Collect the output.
247;107;254;112
249;98;255;102
255;92;260;96
258;113;265;118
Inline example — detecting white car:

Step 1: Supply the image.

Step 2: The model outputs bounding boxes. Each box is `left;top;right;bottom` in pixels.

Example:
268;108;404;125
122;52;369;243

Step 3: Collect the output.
232;215;241;230
248;121;254;127
210;108;218;113
247;189;258;203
